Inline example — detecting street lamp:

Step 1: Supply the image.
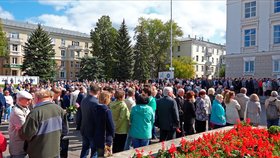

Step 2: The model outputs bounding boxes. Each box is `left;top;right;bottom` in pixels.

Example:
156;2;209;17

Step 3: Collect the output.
169;0;174;72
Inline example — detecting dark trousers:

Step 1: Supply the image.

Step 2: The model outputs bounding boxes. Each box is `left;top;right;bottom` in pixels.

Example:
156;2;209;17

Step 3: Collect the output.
184;124;195;135
195;120;206;133
267;119;279;129
76;108;81;130
159;129;176;142
80;136;97;158
213;124;225;129
0;109;3;124
113;134;127;153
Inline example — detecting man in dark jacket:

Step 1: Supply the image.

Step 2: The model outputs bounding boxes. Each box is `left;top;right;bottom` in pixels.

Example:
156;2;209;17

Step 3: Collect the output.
175;88;185;138
80;84;100;158
0;88;6;125
156;87;180;142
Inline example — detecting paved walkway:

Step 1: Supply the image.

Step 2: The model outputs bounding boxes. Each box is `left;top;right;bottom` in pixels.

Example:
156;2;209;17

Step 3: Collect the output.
0;96;277;158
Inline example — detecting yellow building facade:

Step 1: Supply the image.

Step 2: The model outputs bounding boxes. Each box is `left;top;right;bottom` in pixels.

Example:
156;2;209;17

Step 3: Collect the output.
0;18;91;81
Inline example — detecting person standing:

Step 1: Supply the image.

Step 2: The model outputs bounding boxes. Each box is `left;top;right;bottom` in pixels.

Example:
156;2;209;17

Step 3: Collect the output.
244;94;261;126
80;84;100;158
110;90;130;153
94;91;115;157
76;87;86;130
175;88;185;137
182;91;196;135
235;88;249;121
210;94;226;129
129;95;154;148
156;87;180;142
19;89;68;158
0;88;6;125
264;91;280;128
4;90;13;122
9;91;32;158
225;91;241;125
195;90;208;133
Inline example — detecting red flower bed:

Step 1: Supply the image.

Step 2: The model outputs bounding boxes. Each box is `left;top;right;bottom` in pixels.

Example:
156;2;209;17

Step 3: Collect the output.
133;120;280;158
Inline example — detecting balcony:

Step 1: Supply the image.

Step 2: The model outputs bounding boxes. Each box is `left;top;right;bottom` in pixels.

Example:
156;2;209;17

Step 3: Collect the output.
68;45;83;50
205;61;213;66
3;63;22;68
7;37;23;44
205;51;213;57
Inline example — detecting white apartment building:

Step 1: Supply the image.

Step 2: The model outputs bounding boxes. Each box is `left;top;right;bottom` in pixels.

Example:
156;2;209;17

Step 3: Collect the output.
173;36;226;79
226;0;280;78
0;18;91;80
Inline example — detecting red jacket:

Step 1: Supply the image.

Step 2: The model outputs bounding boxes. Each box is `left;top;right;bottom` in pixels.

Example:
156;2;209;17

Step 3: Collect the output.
0;132;7;158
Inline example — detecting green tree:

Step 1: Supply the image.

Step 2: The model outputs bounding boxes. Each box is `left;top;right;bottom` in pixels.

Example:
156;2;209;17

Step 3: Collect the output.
22;24;56;81
113;19;133;81
90;15;117;80
79;56;104;81
167;56;196;79
0;19;8;57
134;18;183;77
133;27;150;81
219;64;225;77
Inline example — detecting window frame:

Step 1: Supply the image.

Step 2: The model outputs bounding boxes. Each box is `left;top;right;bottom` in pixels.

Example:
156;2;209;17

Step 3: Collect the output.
274;25;280;44
244;60;255;73
275;0;280;13
244;1;256;18
244;28;256;47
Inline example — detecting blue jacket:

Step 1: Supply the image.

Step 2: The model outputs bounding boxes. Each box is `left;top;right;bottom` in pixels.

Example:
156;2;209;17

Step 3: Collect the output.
210;99;226;125
80;95;98;138
129;104;154;139
0;93;6;110
94;104;115;148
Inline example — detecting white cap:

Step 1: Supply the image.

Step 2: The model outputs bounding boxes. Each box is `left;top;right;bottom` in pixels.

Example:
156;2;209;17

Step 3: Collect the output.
17;91;33;100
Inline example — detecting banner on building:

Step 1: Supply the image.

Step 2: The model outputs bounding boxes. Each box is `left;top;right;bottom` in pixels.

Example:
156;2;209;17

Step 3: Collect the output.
0;76;39;85
158;71;174;79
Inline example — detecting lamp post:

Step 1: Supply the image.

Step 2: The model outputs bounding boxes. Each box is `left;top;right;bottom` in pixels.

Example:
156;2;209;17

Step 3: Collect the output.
169;0;174;73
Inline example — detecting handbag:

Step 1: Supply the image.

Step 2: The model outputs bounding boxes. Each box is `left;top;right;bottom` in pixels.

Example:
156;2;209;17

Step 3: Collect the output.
60;137;69;158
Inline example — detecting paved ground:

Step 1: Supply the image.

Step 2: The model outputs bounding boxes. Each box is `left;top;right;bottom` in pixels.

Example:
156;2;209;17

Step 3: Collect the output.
0;96;278;158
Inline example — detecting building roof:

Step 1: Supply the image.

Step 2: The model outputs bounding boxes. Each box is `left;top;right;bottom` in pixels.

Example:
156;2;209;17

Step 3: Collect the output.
178;36;225;47
1;18;90;38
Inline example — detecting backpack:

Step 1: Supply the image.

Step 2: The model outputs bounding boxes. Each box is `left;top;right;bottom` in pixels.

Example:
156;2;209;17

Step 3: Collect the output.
266;99;279;120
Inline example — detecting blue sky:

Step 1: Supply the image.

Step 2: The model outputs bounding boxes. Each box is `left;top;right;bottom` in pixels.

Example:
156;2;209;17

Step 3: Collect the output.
0;0;226;44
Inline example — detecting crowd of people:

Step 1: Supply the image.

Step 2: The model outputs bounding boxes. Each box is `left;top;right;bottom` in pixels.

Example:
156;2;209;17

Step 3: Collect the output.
0;77;279;158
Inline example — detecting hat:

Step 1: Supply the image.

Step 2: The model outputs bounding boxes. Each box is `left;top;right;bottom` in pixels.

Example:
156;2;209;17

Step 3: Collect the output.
17;91;33;100
271;91;278;97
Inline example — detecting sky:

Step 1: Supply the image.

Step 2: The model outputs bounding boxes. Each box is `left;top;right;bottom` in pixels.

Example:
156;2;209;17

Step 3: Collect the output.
0;0;226;44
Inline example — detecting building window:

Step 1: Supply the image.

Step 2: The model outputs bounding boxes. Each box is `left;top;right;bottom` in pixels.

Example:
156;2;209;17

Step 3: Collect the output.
196;65;198;71
12;57;17;64
216;58;219;64
201;56;204;62
202;46;206;52
60;71;65;78
12;44;18;51
244;28;256;47
212;57;214;63
201;65;204;71
275;0;280;13
10;32;19;39
71;51;74;57
61;61;65;67
61;39;65;46
76;51;80;57
71;61;74;67
274;25;280;44
70;72;73;78
273;60;280;72
85;42;88;48
177;46;181;52
244;60;255;72
196;45;199;52
61;50;66;57
196;55;199;62
72;41;79;46
245;1;256;18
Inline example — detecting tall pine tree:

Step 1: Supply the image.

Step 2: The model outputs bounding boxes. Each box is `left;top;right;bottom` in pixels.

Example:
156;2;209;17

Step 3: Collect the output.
22;24;56;81
90;15;117;80
0;19;8;57
113;19;133;81
133;27;150;81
